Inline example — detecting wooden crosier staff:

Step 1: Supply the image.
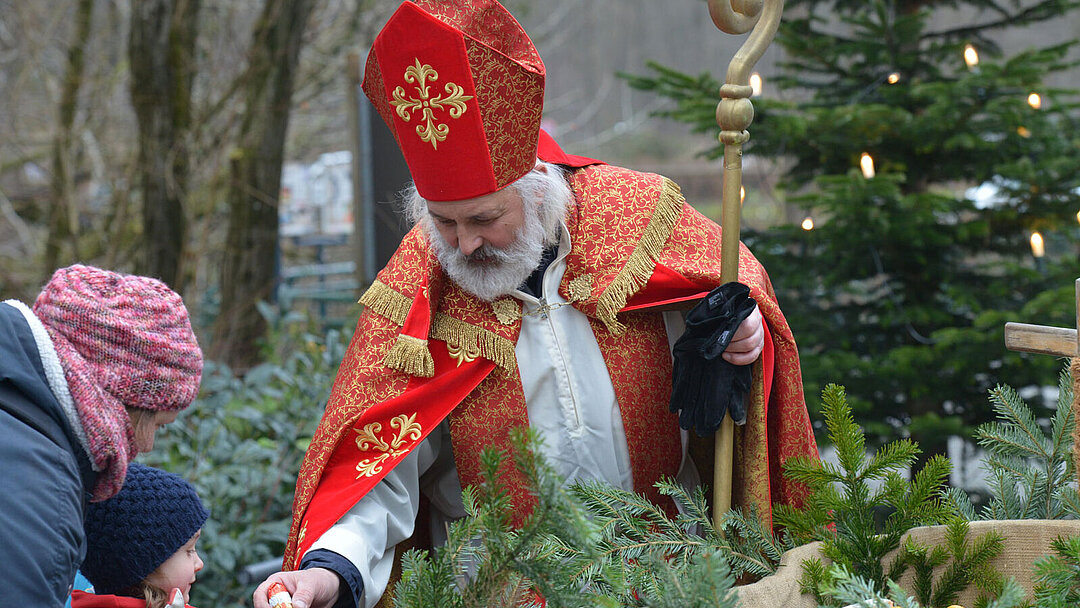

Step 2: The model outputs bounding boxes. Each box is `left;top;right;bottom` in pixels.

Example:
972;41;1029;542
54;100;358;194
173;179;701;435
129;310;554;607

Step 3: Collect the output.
708;0;785;526
1003;278;1080;477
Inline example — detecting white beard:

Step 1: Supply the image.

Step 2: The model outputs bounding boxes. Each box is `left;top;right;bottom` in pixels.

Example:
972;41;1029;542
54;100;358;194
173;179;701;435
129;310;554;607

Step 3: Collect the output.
420;166;573;302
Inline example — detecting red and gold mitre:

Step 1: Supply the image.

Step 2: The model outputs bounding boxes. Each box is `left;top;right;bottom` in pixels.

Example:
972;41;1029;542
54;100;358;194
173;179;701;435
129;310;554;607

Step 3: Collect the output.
362;0;545;201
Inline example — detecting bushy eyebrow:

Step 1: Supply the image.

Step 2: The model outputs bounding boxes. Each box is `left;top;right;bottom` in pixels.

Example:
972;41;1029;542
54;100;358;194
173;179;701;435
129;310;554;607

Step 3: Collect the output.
428;207;506;223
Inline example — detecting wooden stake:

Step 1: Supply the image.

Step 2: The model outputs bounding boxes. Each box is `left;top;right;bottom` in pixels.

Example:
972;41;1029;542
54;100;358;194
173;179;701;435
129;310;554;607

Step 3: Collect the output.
1003;278;1080;486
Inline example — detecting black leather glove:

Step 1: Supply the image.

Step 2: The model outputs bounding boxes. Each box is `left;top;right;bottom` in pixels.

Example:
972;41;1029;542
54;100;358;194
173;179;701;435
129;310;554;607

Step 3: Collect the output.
669;282;757;435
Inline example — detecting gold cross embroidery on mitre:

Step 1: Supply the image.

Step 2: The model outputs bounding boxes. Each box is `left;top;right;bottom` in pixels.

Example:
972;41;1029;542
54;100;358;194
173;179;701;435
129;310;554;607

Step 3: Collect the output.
354;413;423;478
390;59;473;150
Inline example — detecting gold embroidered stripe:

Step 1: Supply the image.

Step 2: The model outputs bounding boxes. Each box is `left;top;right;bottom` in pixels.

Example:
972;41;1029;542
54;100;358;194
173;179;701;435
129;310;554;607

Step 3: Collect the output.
595;178;684;333
431;313;517;373
359;279;411;326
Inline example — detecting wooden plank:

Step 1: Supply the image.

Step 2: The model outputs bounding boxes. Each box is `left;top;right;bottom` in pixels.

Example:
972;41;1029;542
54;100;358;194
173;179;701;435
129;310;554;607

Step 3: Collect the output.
1004;322;1079;357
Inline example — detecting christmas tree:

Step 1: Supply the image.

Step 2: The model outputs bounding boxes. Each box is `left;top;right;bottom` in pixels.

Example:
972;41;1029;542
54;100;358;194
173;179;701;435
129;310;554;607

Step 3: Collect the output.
625;0;1080;465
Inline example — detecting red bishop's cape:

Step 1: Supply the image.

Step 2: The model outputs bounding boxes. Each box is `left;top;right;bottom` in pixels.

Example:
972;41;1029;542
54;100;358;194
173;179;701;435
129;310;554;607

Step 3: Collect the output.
283;145;818;569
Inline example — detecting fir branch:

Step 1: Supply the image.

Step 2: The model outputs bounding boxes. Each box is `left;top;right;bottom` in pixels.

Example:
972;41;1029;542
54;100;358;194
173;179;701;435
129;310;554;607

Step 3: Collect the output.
1033;535;1080;607
972;364;1076;520
783;384;956;602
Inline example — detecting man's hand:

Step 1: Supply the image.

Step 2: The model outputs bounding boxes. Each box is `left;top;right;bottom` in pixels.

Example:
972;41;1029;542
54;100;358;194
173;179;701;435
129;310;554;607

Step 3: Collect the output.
252;568;340;608
721;304;763;366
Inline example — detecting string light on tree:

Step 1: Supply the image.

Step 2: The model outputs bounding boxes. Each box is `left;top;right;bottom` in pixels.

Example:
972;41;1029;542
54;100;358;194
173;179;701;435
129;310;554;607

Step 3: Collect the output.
887;72;900;84
1027;92;1042;109
860;152;876;179
1076;209;1080;225
750;72;763;97
1017;126;1032;138
963;43;979;69
1030;232;1045;258
802;216;815;231
740;185;746;204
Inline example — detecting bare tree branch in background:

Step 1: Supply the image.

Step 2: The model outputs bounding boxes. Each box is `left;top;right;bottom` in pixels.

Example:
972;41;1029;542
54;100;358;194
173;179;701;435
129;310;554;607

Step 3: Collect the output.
129;0;201;288
43;0;93;274
212;0;317;371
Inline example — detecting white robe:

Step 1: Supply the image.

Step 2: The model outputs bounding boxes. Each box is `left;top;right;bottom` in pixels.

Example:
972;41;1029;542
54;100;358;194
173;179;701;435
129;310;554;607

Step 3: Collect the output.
307;224;692;607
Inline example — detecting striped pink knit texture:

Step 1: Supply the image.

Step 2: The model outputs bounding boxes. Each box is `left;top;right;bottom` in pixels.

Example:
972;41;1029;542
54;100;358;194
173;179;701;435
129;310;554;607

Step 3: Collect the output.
32;264;203;500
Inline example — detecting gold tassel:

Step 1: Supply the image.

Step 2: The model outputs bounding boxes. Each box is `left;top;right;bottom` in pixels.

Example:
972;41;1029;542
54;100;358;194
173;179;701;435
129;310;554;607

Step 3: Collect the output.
595;178;684;333
359;279;411;326
432;313;517;373
382;334;435;377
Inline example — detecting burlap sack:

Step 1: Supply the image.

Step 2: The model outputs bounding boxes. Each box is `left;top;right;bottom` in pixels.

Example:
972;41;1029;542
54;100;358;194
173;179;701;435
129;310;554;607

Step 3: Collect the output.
735;541;825;608
735;520;1080;608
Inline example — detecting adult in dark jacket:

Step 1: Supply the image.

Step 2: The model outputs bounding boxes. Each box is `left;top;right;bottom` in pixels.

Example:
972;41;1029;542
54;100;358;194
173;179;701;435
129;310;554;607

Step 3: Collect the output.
0;265;203;607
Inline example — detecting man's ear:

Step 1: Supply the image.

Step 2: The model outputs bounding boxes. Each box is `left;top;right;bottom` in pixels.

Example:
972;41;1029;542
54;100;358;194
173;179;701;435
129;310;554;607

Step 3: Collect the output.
533;158;547;173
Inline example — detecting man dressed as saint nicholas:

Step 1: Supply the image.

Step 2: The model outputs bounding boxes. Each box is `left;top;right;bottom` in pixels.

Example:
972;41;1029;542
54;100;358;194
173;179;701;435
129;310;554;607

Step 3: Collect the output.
254;1;819;607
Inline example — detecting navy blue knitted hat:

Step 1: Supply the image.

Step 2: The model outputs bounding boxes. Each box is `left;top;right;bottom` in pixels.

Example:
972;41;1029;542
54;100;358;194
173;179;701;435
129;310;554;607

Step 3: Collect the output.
81;463;209;594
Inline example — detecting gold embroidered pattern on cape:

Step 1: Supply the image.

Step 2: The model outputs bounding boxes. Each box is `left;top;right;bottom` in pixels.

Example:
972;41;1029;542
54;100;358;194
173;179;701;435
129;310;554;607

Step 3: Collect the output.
492;298;521;325
568;273;594;303
355;413;423;478
594;178;683;333
391;59;473;150
447;342;480;366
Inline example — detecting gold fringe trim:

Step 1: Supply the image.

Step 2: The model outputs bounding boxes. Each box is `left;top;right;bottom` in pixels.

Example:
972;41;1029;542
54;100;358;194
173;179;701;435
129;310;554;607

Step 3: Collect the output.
595;178;684;334
382;334;434;377
359;279;411;326
431;313;517;373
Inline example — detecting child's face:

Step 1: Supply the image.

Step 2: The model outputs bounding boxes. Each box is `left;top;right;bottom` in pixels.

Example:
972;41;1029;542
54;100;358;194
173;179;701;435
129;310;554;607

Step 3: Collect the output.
145;530;203;603
132;410;179;454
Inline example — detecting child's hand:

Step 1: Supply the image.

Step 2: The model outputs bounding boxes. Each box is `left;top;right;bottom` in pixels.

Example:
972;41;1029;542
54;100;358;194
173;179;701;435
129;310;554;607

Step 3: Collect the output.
167;588;185;608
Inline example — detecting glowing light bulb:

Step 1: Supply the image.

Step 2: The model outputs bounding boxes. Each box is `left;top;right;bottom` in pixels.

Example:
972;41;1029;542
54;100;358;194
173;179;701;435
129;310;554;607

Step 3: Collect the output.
1027;92;1042;109
963;44;979;69
750;73;763;97
1030;232;1045;258
887;72;900;84
740;185;746;204
1017;126;1032;138
801;217;814;231
860;152;876;179
1075;209;1079;225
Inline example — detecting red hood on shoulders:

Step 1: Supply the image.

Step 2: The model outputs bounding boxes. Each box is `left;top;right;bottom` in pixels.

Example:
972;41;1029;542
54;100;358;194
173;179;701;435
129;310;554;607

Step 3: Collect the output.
70;590;196;608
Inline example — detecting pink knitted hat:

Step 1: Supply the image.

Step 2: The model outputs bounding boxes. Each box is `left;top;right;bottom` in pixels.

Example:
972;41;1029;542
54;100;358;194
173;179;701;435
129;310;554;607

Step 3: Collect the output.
32;264;203;500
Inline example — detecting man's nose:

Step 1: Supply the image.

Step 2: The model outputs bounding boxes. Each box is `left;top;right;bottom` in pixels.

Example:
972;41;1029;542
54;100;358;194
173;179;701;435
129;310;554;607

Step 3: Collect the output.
457;227;483;256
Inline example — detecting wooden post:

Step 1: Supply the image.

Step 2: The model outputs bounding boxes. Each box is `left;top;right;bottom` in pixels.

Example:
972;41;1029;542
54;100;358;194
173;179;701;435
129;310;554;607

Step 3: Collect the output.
708;0;785;525
346;52;368;288
1003;278;1080;358
1003;278;1080;480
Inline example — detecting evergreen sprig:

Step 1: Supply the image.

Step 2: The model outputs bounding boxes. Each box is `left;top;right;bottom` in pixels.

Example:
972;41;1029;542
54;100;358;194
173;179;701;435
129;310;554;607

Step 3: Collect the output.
1032;534;1080;607
825;565;1029;608
393;428;610;608
947;366;1078;520
774;384;955;603
894;517;1005;608
568;478;792;586
391;429;740;608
